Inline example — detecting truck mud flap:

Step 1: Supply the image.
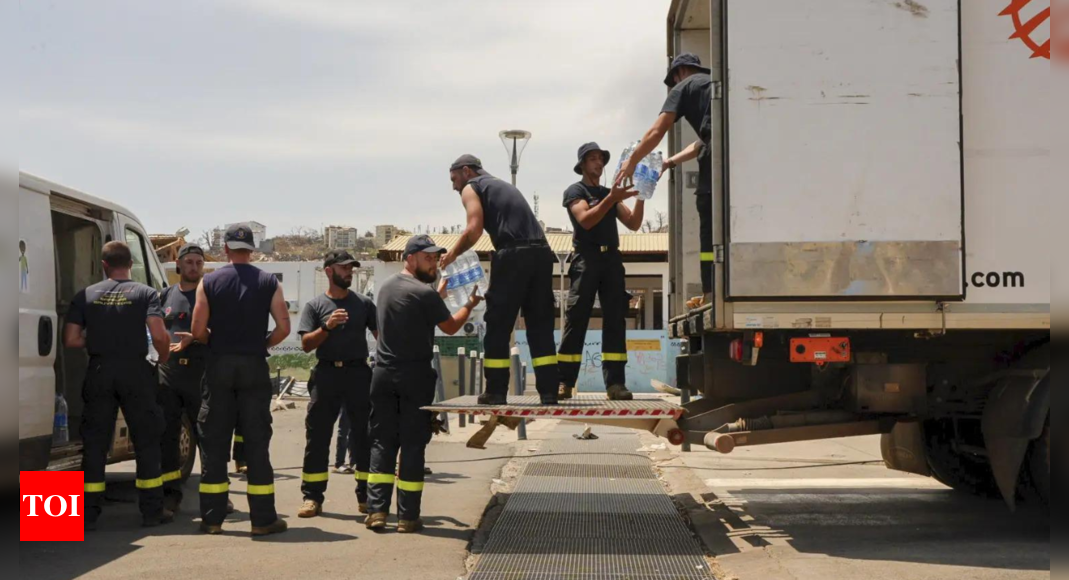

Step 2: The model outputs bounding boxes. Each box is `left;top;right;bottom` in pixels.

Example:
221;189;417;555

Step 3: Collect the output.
981;369;1049;510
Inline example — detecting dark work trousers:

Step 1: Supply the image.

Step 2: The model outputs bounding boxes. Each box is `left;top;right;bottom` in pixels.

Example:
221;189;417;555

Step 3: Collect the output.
558;248;628;390
301;362;372;505
697;149;714;295
483;245;560;397
367;364;437;521
157;356;207;503
233;425;245;465
198;355;278;527
335;408;356;467
81;358;165;523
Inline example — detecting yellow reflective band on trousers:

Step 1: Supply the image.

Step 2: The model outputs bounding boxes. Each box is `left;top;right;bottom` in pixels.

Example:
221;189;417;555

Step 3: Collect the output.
557;353;583;363
200;482;230;494
161;470;183;483
355;472;370;482
483;359;511;369
602;353;629;362
397;480;425;493
532;355;558;368
136;477;164;490
302;472;330;483
700;253;717;262
367;473;396;485
247;484;276;496
85;482;106;493
233;435;245;443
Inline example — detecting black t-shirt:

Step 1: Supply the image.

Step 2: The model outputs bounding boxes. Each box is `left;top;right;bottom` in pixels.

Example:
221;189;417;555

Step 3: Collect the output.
466;175;546;249
68;279;162;358
563;182;620;249
662;73;713;146
298;292;377;362
160;285;207;359
375;274;451;368
202;264;279;357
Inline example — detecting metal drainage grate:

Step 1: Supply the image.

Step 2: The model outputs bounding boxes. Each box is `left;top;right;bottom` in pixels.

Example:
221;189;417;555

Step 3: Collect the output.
468;426;712;580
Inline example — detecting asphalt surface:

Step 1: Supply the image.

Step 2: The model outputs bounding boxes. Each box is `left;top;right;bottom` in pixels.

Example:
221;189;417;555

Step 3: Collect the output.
656;434;1050;580
20;401;514;580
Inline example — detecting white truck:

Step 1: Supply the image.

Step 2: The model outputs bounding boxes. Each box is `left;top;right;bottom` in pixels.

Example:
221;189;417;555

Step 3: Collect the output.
18;172;197;479
665;0;1049;508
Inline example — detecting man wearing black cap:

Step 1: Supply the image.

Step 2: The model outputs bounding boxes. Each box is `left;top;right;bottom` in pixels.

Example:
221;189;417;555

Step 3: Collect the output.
295;250;378;519
192;223;291;536
558;143;644;401
366;235;481;533
157;244;208;512
442;155;560;406
616;52;716;309
65;241;174;530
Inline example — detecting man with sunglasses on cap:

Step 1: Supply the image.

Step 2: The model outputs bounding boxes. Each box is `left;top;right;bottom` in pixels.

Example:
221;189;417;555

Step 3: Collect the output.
365;235;481;533
156;244;208;512
558;143;643;401
616;53;715;310
296;250;378;519
193;223;291;536
442;155;560;406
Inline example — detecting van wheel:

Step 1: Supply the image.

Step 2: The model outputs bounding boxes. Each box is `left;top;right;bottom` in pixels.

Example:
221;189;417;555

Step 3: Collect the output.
179;415;198;481
1029;422;1049;506
924;419;1001;498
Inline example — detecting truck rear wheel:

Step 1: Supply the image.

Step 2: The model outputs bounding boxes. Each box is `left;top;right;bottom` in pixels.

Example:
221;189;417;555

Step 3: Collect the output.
924;419;1001;498
179;414;198;481
1029;422;1049;506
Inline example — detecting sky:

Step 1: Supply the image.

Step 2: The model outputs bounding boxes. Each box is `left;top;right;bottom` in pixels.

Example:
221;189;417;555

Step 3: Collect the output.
18;0;675;241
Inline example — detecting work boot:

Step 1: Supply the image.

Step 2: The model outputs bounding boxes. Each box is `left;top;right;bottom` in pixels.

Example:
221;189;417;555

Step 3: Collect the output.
558;384;574;400
606;385;634;401
358;502;369;515
142;509;176;528
365;513;388;532
540;393;559;405
227;499;236;514
235;461;248;476
251;519;288;537
200;523;224;535
297;500;322;519
163;493;182;514
397;519;424;534
477;392;508;406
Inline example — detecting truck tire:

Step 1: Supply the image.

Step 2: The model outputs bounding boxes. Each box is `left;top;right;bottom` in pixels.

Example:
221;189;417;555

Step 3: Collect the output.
179;414;198;481
1029;422;1049;506
924;419;1001;498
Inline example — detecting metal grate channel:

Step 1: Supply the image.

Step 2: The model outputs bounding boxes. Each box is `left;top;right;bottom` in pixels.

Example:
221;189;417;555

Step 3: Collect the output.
468;425;712;580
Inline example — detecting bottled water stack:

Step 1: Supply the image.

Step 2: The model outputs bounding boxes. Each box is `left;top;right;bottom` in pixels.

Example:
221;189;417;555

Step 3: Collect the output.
613;142;663;201
442;250;488;312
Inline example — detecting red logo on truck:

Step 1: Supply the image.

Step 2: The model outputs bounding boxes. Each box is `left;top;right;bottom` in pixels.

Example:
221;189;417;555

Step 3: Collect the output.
1000;0;1051;59
21;472;85;542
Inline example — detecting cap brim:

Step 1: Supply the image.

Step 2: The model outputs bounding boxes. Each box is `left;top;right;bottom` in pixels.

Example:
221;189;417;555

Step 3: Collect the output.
423;246;447;254
226;241;257;251
664;65;712;87
327;259;360;267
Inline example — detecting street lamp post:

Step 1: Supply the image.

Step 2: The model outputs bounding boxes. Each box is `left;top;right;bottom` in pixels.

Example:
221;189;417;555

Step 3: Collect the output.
499;130;532;187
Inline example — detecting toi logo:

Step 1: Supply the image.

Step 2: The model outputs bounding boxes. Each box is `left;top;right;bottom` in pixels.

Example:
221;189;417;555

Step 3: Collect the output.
21;472;85;542
999;0;1051;60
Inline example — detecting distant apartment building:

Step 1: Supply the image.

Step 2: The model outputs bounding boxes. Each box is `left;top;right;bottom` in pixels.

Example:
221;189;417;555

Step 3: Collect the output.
212;221;267;251
375;225;400;248
324;225;360;250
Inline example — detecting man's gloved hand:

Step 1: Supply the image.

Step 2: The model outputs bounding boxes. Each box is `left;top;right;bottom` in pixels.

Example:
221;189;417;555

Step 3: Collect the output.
430;416;447;436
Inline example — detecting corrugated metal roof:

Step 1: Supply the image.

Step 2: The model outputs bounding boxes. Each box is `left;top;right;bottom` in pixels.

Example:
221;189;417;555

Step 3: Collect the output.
378;233;668;261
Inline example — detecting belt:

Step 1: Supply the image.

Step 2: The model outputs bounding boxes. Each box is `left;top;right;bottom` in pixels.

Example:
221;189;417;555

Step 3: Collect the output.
318;360;367;369
173;357;205;366
498;239;549;250
90;355;149;363
576;244;619;254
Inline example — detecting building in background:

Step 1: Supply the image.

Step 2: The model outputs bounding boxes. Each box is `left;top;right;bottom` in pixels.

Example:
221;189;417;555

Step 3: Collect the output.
374;225;401;248
212;221;267;251
324;225;360;250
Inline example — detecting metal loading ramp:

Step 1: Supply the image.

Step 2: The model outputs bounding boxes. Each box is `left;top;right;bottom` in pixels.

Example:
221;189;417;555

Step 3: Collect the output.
425;395;684;420
466;425;713;580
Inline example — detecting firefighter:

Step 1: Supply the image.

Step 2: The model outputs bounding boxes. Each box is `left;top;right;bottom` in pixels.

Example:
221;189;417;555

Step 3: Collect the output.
296;250;378;518
558;143;644;401
441;155;559;406
616;53;714;309
192;224;291;536
366;235;481;533
157;244;208;512
63;241;173;530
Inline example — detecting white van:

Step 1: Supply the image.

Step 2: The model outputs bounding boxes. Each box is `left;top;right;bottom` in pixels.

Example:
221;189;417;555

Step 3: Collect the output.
18;172;196;479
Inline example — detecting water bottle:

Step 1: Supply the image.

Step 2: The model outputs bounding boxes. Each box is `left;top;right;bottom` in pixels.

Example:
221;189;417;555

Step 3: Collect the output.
54;394;69;445
442;251;487;312
613;142;663;201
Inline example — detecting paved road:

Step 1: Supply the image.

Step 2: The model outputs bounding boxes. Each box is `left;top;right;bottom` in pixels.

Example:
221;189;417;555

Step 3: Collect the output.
657;435;1050;580
20;402;513;580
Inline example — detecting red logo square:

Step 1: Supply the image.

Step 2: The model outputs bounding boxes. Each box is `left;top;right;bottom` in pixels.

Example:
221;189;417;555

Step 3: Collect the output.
21;471;85;542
